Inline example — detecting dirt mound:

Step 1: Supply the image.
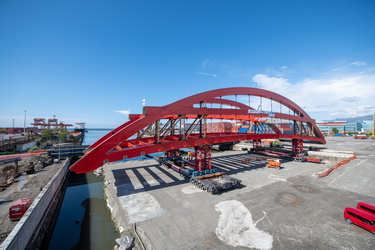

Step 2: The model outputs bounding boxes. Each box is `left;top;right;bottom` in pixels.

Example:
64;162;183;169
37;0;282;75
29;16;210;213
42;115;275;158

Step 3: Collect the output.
19;156;53;172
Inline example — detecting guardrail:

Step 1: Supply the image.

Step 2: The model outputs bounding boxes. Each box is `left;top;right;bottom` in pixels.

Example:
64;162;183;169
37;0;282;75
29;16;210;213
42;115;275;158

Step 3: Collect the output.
47;146;88;158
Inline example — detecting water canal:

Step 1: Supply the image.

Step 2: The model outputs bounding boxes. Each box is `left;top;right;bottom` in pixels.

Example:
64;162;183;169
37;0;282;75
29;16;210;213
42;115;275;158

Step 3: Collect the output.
46;129;120;249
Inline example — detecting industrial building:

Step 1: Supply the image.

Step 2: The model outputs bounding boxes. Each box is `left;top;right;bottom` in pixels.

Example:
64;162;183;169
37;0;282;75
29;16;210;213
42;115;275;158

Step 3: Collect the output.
316;121;363;134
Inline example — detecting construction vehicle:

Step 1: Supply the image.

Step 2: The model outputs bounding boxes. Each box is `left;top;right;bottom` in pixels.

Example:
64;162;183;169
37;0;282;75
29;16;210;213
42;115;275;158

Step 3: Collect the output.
190;172;240;194
272;141;284;148
156;156;241;194
25;161;36;174
354;134;368;139
266;159;281;169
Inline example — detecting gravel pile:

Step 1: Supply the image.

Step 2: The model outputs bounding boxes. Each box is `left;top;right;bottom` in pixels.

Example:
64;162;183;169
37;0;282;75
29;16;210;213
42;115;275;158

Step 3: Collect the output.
19;156;53;172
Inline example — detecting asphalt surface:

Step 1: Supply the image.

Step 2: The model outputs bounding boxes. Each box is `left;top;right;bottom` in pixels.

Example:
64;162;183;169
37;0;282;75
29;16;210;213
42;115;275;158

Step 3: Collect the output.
103;136;375;250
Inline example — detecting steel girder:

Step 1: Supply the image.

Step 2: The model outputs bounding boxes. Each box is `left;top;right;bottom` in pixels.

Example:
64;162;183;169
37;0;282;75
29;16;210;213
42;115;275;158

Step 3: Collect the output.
70;87;326;173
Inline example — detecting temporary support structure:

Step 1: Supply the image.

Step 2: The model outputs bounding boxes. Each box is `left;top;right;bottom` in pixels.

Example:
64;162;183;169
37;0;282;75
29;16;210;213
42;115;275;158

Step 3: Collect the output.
166;149;179;158
292;139;304;157
194;145;212;171
252;139;262;150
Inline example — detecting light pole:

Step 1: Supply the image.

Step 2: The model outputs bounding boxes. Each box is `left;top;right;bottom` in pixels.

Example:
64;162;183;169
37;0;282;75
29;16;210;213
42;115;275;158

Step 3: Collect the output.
24;110;27;134
12;119;15;129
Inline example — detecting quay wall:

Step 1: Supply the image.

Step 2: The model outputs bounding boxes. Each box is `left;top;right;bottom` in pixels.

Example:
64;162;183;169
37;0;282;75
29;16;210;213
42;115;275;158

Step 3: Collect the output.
0;158;71;250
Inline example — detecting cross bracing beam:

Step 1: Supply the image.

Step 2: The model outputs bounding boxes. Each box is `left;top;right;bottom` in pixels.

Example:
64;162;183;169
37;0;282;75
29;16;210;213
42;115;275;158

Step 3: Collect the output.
70;87;326;173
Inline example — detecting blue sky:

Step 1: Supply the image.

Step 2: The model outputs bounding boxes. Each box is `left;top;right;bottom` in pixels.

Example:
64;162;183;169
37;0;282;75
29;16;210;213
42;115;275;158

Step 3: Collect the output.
1;0;375;128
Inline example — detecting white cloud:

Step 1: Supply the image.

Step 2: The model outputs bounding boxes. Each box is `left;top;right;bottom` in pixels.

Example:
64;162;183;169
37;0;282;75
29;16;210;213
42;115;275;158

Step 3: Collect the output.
337;96;361;103
196;72;222;78
280;66;287;69
115;109;131;117
251;73;375;120
201;59;213;69
349;61;367;66
330;105;375;119
252;74;291;93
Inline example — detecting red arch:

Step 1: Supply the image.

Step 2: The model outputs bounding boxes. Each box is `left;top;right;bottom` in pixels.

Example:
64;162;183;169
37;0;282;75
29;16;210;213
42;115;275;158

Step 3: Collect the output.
166;87;308;117
70;87;325;173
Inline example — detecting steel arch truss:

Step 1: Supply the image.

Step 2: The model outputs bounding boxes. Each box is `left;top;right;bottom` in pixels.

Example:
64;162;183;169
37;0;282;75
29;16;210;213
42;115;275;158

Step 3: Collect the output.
70;87;326;173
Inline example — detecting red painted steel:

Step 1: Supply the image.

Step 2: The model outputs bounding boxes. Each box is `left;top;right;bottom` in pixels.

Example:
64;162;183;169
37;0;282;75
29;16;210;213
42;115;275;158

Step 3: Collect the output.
70;87;326;173
292;139;304;157
194;145;212;171
166;149;179;158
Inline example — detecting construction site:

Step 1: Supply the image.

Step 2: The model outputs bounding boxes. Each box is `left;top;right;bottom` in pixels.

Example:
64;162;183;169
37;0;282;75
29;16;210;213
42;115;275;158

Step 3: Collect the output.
102;136;375;249
66;87;374;249
1;88;374;249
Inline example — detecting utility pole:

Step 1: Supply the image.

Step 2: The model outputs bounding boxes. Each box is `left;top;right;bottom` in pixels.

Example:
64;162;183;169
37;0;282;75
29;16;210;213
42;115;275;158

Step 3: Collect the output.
24;110;27;134
371;114;375;139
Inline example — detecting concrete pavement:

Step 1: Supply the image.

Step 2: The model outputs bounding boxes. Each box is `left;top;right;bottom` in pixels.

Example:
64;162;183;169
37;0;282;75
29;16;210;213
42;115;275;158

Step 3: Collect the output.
103;136;375;249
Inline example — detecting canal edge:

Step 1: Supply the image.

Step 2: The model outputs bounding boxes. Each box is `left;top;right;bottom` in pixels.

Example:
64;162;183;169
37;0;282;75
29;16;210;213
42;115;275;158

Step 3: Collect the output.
103;168;149;249
0;158;71;250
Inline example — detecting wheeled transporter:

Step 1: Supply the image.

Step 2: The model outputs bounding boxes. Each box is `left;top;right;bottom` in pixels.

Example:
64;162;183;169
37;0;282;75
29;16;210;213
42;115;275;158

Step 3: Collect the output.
156;156;241;194
190;172;241;194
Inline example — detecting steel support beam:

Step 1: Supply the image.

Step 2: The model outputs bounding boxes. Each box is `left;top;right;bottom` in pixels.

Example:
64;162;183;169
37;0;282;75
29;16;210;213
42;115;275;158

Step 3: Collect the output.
253;139;262;150
166;149;179;158
292;139;304;157
194;145;212;171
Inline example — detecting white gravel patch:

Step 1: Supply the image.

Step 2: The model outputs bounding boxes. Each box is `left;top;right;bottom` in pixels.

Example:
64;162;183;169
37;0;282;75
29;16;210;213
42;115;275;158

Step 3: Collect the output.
181;185;204;194
268;174;287;182
119;192;165;224
215;200;273;250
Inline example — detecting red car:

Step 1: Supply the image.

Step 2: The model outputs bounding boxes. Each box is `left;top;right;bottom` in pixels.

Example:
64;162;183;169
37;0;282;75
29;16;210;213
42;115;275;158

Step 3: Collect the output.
357;202;375;216
344;206;375;233
354;135;368;139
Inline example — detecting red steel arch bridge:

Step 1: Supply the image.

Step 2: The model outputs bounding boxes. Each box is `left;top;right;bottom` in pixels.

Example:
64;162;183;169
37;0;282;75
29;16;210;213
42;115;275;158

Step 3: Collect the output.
70;87;326;173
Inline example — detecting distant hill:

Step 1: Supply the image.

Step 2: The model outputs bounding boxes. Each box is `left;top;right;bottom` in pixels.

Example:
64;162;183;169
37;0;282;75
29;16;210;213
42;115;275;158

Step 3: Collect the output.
334;115;373;122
